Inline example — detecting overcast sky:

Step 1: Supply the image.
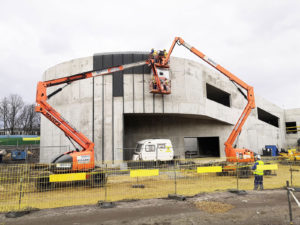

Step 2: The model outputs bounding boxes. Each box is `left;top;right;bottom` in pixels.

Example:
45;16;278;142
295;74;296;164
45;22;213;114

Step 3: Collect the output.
0;0;299;109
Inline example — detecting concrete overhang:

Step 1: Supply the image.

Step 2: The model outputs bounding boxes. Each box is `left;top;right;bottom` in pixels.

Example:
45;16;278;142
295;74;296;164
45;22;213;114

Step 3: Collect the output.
124;113;232;125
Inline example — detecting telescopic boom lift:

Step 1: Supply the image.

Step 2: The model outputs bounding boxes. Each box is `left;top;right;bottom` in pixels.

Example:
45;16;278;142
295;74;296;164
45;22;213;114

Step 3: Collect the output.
163;37;256;163
36;61;150;173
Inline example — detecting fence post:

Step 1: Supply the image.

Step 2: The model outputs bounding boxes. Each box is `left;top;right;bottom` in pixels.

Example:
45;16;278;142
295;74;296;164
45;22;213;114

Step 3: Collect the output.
18;178;23;210
286;180;293;225
236;162;239;191
105;164;108;202
174;162;177;195
290;163;293;187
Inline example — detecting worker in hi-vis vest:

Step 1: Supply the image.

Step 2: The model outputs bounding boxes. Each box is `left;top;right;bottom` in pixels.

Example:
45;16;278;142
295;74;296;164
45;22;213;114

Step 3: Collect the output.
252;155;264;190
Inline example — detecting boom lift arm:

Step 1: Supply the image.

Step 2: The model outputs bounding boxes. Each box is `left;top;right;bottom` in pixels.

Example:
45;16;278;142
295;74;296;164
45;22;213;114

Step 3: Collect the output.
36;61;148;171
163;37;256;162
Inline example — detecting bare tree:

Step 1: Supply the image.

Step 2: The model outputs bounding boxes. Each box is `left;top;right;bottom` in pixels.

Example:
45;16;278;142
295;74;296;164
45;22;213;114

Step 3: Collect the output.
19;104;40;134
6;94;24;134
0;97;9;132
0;94;40;135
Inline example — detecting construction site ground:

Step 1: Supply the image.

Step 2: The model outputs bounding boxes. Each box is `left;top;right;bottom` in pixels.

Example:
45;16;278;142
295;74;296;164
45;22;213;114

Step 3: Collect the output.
1;189;300;225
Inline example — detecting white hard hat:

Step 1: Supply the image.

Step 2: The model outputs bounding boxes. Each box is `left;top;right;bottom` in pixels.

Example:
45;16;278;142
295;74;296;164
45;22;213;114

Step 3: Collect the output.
255;155;261;160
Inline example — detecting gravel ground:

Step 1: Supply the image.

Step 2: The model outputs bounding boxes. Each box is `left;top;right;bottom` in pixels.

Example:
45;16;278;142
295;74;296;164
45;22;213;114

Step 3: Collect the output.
1;189;300;225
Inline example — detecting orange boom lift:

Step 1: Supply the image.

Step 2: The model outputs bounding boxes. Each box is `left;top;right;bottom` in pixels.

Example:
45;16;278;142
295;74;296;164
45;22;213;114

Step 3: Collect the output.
35;61;159;187
162;37;255;163
36;61;150;170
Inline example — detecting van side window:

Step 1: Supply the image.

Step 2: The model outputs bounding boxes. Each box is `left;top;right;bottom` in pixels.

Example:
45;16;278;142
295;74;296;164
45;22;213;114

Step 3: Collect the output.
145;145;155;152
157;144;165;149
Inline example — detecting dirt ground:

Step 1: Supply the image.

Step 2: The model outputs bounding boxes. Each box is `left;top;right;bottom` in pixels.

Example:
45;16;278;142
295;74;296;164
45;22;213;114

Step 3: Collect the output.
1;189;300;225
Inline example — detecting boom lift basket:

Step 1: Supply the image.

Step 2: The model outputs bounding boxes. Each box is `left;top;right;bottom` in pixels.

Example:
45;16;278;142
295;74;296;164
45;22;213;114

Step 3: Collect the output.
149;65;171;94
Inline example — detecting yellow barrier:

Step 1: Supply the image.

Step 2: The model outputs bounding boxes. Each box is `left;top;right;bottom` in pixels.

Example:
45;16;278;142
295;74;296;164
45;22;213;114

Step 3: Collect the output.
257;164;278;171
197;166;222;173
130;169;159;177
50;173;87;182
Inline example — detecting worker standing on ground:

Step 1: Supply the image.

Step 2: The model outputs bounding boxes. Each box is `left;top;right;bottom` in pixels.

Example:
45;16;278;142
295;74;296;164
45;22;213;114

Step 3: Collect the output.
252;155;264;190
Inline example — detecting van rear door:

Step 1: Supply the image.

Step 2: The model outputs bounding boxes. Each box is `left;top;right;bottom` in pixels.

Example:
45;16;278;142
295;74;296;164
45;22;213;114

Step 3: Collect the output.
157;143;173;161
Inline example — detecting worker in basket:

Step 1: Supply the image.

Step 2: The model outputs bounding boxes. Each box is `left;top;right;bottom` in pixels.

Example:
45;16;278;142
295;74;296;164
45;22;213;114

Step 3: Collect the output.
163;49;167;57
252;154;264;190
158;49;167;64
164;79;169;92
152;76;157;90
150;48;158;63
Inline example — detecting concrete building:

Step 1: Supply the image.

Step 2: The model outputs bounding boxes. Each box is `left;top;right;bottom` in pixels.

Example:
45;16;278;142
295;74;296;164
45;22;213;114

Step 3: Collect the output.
40;52;299;162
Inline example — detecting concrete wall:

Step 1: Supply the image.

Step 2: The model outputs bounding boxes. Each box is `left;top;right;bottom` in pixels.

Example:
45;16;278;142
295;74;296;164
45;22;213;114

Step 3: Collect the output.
40;52;288;162
285;108;300;148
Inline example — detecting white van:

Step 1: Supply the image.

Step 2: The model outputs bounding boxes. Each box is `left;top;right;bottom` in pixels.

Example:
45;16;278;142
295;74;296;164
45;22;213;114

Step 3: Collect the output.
132;139;174;161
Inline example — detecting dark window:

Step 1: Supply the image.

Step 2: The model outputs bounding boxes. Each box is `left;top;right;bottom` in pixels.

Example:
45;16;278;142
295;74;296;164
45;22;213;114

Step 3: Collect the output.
257;107;279;128
157;144;165;149
145;145;155;152
135;144;143;152
286;122;297;134
206;83;230;107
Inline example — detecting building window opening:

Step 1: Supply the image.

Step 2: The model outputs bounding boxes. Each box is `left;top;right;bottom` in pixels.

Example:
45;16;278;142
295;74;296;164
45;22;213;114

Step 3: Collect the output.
206;83;230;107
184;137;220;158
257;107;279;128
286;122;297;134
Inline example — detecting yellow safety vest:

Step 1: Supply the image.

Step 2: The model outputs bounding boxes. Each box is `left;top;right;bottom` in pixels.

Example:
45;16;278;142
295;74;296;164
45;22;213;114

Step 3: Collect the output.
254;160;264;175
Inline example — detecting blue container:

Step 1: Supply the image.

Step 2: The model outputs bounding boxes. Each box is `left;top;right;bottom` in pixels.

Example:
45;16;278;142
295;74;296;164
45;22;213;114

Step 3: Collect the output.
265;145;278;156
11;150;27;160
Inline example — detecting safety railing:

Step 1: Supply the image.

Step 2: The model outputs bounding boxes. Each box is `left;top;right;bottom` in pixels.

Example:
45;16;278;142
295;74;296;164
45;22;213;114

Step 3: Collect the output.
0;156;299;212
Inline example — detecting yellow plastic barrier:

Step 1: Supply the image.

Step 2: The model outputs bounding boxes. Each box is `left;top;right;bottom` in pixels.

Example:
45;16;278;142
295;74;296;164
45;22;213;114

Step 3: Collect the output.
130;169;159;177
257;164;278;171
197;166;222;173
50;173;87;182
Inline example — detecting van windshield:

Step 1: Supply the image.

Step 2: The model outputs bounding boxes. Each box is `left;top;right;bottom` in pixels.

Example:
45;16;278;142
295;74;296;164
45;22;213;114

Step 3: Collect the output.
135;144;143;152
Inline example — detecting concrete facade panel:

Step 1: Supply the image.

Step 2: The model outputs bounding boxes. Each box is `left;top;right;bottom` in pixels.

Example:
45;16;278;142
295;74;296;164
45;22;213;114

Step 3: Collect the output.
123;74;133;114
103;75;113;161
133;73;144;113
143;75;154;113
